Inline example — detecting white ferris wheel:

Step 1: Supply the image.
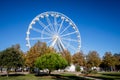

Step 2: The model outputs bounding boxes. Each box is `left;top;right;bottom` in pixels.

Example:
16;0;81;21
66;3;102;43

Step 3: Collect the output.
26;11;81;54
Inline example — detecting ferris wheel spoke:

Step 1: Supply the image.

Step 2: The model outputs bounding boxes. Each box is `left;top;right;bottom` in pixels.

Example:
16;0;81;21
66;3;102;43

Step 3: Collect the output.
58;18;64;33
47;39;53;45
37;20;52;34
69;44;76;51
62;37;78;42
60;24;70;35
32;27;51;36
62;40;76;51
46;16;55;32
37;20;46;28
61;40;69;51
56;40;65;52
54;16;57;32
30;37;52;40
50;38;57;47
61;31;77;37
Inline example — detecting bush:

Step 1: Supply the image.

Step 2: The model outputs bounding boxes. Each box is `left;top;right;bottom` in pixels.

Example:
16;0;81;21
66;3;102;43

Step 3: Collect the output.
81;69;97;75
75;65;80;72
87;69;98;74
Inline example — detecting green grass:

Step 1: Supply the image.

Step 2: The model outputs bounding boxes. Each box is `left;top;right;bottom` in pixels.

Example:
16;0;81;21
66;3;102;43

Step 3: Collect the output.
0;73;90;80
87;72;120;80
0;74;38;80
2;72;119;80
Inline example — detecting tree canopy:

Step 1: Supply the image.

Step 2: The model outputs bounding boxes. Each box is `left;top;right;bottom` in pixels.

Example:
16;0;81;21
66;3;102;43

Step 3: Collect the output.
101;52;116;71
35;53;68;74
0;46;23;68
25;41;56;70
72;51;86;66
114;53;120;71
0;44;24;76
86;51;101;69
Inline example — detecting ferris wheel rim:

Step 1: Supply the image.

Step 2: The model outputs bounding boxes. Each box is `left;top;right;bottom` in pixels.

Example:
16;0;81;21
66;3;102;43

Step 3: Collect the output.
26;11;81;53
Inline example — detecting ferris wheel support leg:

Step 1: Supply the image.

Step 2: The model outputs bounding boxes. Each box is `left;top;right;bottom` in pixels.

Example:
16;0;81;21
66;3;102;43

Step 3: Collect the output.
50;38;57;47
58;38;65;50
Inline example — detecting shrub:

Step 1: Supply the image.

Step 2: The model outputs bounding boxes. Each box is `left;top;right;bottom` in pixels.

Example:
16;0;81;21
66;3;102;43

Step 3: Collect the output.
75;65;80;72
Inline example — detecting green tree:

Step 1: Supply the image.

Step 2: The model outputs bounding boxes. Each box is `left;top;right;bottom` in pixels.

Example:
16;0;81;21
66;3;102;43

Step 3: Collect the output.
35;53;68;74
75;65;80;72
0;45;24;77
72;51;86;66
114;53;120;71
0;51;3;73
86;51;101;69
12;44;25;70
102;52;116;71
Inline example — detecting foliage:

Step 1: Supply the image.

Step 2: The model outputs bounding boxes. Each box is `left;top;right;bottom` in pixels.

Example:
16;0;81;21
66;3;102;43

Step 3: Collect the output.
0;44;24;77
101;52;116;71
75;65;80;72
114;53;120;71
72;51;86;66
35;53;68;74
89;69;98;74
25;41;56;72
0;47;23;68
12;44;26;67
60;50;72;65
86;51;101;69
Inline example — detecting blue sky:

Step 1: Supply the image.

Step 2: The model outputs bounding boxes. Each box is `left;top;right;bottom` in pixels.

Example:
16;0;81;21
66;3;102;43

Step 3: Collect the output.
0;0;120;57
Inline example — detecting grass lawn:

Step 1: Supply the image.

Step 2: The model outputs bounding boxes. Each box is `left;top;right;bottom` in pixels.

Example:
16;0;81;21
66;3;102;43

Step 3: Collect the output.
1;72;120;80
87;72;120;80
0;73;91;80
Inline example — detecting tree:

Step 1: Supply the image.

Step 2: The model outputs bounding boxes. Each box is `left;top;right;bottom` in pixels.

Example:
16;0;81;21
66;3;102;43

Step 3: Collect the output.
72;51;86;66
86;51;101;69
114;53;120;71
0;45;24;77
0;51;3;73
102;52;116;71
12;44;25;70
25;41;56;72
60;50;72;65
35;53;68;74
12;44;20;50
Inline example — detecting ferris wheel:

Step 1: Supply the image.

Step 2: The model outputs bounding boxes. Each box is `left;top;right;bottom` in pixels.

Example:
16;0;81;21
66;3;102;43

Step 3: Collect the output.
26;11;81;54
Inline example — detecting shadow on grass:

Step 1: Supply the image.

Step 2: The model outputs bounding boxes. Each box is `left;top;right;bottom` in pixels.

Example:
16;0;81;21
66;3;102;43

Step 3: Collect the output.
102;73;120;76
87;73;120;80
0;74;25;77
87;76;113;80
35;72;90;80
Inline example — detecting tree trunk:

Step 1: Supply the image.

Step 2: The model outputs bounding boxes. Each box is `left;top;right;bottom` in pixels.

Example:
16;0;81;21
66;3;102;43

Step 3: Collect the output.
29;67;33;73
28;67;31;73
15;68;17;74
6;68;9;77
48;70;51;75
37;68;39;75
0;67;2;73
110;66;113;71
22;67;24;72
